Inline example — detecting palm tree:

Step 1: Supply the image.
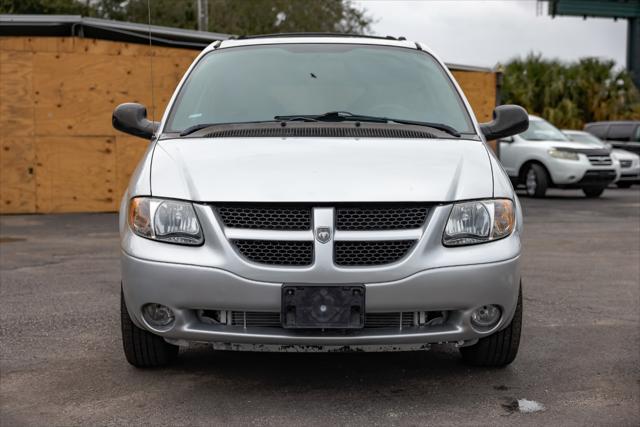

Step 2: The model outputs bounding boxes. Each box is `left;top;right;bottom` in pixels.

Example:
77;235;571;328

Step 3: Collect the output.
502;54;640;129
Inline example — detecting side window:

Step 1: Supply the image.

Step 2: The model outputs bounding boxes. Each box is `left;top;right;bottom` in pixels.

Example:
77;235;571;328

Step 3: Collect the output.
607;124;634;142
587;124;607;139
634;125;640;142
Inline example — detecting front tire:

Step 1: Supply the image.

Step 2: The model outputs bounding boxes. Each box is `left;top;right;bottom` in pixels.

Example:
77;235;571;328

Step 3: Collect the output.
121;289;179;368
524;164;548;198
582;187;605;198
460;284;522;367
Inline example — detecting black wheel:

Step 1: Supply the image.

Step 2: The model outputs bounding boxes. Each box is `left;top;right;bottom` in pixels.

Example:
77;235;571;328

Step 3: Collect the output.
523;164;548;198
616;182;633;189
460;284;522;367
582;187;605;198
121;289;178;368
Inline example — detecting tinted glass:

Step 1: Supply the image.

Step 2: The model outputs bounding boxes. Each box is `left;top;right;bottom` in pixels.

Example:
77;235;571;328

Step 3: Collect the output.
166;44;474;134
607;124;634;142
520;119;569;141
586;124;608;138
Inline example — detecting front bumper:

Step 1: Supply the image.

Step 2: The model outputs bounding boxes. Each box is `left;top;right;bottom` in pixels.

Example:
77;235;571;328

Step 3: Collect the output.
618;165;640;182
122;253;521;347
546;156;619;187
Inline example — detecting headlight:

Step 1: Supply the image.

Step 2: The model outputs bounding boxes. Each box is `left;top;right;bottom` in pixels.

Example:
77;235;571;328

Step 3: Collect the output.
128;197;203;245
548;148;579;161
443;199;515;246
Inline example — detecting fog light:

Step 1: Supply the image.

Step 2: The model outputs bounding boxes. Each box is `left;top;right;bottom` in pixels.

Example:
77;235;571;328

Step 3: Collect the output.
470;305;501;328
143;303;175;328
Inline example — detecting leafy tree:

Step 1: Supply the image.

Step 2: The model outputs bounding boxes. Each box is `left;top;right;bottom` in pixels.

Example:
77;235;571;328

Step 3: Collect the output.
206;0;373;35
1;0;373;35
94;0;372;35
0;0;90;14
502;53;640;129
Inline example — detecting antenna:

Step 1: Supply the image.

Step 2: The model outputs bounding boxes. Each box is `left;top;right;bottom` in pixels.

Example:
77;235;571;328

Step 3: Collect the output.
147;0;156;122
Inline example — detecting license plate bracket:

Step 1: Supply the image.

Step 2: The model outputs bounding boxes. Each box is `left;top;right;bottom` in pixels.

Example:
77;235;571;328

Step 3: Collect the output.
281;285;365;329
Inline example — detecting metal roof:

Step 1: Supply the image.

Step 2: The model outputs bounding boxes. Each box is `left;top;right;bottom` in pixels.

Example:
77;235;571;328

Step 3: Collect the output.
0;14;229;48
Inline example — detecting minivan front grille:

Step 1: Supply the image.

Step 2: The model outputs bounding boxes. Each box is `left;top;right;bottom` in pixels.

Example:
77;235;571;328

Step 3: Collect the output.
232;239;313;266
336;205;428;230
217;205;311;230
217;205;427;267
335;240;416;266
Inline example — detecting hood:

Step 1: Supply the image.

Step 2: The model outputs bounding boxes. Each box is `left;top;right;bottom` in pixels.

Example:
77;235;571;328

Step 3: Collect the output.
611;148;639;160
527;139;608;151
150;138;494;202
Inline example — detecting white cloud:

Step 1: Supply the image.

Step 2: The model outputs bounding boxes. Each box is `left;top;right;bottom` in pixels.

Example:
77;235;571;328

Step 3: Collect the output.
356;0;627;68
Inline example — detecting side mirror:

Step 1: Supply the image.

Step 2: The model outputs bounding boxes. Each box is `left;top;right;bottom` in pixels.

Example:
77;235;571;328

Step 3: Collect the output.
480;105;529;141
112;103;160;140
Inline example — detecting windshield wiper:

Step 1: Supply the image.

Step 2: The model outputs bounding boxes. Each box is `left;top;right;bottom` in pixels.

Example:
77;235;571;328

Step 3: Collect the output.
274;111;461;137
275;111;386;124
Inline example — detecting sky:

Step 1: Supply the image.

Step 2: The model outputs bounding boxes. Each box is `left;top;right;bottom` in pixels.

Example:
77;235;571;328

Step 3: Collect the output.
356;0;627;69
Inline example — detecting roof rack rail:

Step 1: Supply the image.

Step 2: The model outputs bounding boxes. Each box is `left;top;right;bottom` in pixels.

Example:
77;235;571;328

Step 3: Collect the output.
229;32;407;41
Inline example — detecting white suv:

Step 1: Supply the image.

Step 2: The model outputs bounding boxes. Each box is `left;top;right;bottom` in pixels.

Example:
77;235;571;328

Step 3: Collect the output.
499;116;620;198
563;130;639;189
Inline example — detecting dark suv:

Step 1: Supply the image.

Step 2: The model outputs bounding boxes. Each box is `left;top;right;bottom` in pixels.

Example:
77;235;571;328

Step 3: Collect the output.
584;121;640;155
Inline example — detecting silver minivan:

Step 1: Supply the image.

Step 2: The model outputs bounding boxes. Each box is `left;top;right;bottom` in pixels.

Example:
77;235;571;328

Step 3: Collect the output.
113;35;529;368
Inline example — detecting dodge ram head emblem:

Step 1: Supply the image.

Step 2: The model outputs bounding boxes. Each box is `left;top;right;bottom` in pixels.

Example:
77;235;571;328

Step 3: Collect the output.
316;227;331;244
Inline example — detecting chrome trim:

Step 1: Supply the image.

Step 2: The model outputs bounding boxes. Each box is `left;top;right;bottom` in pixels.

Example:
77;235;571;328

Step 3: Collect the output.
224;229;313;241
334;229;423;241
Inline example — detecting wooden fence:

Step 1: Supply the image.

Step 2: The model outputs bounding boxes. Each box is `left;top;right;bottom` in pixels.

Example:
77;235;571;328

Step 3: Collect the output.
0;36;497;213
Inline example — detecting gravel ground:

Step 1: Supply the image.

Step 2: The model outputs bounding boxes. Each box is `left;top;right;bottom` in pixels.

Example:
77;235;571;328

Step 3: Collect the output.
1;188;639;426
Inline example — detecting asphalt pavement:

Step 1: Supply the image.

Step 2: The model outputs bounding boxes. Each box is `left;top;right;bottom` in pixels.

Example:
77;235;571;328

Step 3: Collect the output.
1;188;639;426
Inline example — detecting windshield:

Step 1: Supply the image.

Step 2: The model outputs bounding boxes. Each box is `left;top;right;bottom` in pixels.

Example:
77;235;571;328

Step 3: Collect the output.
165;44;474;134
520;119;569;141
565;131;603;145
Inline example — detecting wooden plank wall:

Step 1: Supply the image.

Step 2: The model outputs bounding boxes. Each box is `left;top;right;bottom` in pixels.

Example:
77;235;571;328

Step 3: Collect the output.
0;36;496;214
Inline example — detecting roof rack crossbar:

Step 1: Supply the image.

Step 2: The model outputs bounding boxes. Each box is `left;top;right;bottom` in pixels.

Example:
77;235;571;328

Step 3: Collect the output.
230;32;407;41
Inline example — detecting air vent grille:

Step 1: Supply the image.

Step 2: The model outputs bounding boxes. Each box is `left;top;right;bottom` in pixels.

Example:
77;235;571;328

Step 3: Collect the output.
217;205;311;230
336;206;428;230
335;240;416;266
204;127;436;139
232;239;313;266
